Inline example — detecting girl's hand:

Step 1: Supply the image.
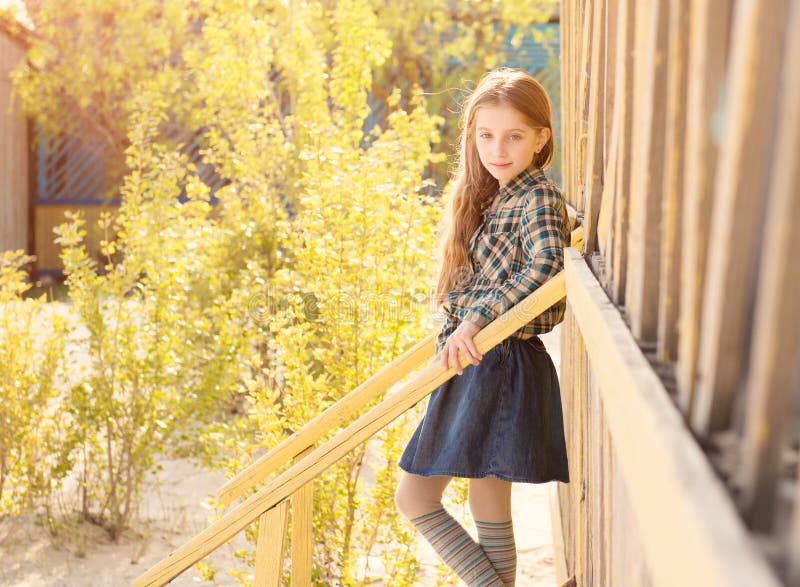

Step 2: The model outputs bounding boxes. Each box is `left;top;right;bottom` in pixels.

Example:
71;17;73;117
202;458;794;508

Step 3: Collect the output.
438;319;483;375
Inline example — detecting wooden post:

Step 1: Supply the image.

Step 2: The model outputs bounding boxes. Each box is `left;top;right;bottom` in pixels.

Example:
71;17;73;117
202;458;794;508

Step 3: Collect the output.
624;0;668;343
596;0;618;269
560;0;573;207
675;0;732;415
581;0;606;256
291;447;314;586
657;0;690;363
253;500;289;587
736;0;800;529
610;0;635;306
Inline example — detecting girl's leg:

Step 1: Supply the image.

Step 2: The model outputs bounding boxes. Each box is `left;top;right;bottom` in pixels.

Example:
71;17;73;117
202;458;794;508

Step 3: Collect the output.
394;471;452;520
395;472;504;586
469;478;517;586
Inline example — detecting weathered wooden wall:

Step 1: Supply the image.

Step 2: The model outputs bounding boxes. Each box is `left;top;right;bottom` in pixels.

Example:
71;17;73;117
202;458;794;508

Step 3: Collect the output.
0;31;29;255
552;0;800;585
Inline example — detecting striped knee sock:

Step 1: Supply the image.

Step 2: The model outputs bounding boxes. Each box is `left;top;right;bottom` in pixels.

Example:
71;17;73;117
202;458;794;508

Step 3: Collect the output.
410;508;504;586
475;519;517;586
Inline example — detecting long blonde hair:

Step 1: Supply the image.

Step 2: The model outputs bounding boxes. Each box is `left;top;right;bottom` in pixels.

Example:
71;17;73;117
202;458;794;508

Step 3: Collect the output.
434;68;555;307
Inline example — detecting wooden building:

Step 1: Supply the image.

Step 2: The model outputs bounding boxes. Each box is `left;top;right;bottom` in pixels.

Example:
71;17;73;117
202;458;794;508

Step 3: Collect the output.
0;22;29;256
0;9;113;279
554;0;799;585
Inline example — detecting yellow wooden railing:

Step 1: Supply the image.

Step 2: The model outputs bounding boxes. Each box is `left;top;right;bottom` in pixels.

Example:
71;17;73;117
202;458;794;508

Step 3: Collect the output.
133;227;583;587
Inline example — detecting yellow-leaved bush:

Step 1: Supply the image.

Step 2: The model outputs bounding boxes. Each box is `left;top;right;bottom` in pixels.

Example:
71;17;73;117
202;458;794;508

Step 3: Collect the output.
3;0;556;582
0;251;67;516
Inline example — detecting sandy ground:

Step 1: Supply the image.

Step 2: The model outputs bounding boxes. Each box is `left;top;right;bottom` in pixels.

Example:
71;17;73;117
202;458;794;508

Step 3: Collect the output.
0;326;564;587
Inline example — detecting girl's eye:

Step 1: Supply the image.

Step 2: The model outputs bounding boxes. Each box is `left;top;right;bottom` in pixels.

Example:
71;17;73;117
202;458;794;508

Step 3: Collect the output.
479;133;492;139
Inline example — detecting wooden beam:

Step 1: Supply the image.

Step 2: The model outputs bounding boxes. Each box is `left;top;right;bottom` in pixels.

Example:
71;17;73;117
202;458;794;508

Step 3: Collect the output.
624;0;668;342
133;270;571;587
610;0;635;305
215;332;435;505
291;447;314;586
595;0;623;290
595;0;618;267
579;0;594;126
580;0;606;256
549;483;570;584
603;0;618;168
736;0;800;529
560;0;573;206
564;247;782;587
657;0;690;362
691;0;790;436
675;0;732;415
253;500;289;587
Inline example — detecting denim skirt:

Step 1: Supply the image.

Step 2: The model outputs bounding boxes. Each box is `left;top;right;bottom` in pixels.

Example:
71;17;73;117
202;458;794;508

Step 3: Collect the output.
399;335;570;484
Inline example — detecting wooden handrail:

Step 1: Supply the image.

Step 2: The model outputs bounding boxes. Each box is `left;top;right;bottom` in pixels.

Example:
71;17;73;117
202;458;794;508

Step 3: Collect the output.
215;224;584;507
134;226;582;586
134;272;573;586
216;332;436;505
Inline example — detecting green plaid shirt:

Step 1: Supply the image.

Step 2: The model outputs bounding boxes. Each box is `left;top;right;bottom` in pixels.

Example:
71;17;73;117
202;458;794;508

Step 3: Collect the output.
435;165;569;354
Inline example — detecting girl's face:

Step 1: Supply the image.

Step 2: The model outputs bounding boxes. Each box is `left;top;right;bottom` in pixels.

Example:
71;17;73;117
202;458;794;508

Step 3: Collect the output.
474;104;549;188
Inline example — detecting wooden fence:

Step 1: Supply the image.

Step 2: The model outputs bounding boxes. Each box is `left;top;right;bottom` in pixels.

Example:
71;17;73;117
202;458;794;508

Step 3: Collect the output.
553;0;799;585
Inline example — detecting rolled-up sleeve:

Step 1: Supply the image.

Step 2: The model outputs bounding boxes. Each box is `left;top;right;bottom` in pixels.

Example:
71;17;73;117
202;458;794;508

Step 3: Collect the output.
461;195;567;328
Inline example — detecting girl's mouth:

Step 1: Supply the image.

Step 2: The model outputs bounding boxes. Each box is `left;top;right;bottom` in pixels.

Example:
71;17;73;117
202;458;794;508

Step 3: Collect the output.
492;162;512;168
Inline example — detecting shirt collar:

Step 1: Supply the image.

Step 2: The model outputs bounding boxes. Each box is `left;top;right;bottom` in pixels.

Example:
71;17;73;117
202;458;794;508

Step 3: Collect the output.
481;164;548;214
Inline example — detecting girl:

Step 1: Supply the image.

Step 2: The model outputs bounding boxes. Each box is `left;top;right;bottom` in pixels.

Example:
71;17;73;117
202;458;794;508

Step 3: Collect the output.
395;68;571;586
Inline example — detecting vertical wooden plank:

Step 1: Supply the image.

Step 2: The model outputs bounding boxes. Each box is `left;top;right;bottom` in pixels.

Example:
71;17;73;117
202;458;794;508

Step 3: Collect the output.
691;0;790;436
602;405;613;587
624;0;669;342
558;302;579;579
611;462;625;586
603;0;618;166
581;0;606;256
254;500;290;587
789;448;800;587
557;309;570;576
575;0;594;223
568;0;581;210
656;0;690;363
561;0;574;207
597;374;607;586
291;447;314;586
736;0;800;530
578;0;594;125
596;0;624;290
549;484;570;584
595;0;617;270
675;0;732;415
568;305;581;579
577;322;588;587
610;0;635;306
587;369;600;586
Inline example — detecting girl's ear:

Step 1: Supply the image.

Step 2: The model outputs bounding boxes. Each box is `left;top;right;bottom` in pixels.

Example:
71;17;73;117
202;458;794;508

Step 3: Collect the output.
537;128;552;152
